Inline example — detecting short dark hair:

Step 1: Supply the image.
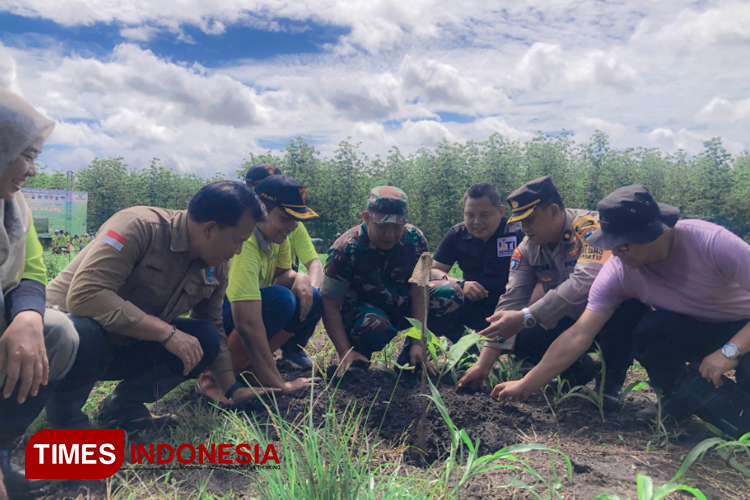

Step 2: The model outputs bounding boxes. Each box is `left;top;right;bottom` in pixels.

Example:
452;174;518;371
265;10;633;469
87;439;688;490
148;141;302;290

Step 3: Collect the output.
188;181;268;228
463;183;503;208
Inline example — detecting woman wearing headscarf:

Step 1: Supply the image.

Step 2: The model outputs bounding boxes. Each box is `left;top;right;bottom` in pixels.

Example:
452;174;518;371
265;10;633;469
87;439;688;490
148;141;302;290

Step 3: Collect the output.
0;88;79;499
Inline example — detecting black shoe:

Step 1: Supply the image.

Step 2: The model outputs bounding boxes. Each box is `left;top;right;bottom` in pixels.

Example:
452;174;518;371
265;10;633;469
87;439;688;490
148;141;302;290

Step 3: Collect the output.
601;389;622;413
635;398;689;425
396;342;413;368
282;346;314;370
98;395;178;431
561;354;600;388
0;449;50;499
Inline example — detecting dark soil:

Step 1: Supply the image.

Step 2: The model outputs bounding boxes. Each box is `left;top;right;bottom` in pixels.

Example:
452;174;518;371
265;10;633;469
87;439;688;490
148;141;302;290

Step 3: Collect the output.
21;356;750;499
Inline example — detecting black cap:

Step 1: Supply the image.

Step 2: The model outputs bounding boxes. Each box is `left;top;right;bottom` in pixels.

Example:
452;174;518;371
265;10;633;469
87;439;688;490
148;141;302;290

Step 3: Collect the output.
587;185;679;250
507;176;561;223
245;163;281;185
255;175;319;221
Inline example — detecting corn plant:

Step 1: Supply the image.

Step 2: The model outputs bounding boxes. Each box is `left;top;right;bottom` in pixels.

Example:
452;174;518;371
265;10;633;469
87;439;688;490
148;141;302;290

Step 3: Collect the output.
404;319;489;384
423;376;574;499
671;432;750;480
547;344;607;422
593;474;706;500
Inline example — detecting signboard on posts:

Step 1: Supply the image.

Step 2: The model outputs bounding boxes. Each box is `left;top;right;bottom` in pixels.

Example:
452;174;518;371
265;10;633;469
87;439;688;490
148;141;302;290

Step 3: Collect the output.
21;188;88;237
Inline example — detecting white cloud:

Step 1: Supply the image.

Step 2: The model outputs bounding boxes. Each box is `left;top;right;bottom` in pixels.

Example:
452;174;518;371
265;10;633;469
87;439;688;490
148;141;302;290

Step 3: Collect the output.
696;96;750;123
515;43;637;91
635;2;750;47
120;25;159;42
575;117;627;139
1;0;747;174
399;55;507;109
647;127;746;156
0;42;22;95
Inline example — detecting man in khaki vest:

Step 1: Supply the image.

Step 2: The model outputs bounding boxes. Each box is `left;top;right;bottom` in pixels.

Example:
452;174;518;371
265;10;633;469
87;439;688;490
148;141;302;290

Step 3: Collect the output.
44;181;268;430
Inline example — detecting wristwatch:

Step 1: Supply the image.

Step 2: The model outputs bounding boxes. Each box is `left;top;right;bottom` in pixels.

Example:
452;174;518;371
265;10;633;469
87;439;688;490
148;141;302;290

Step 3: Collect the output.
722;343;740;359
522;307;536;329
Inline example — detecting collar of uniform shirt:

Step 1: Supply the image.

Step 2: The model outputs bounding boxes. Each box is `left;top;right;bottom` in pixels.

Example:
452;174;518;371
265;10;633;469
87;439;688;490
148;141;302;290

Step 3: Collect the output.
169;210;190;253
254;227;271;251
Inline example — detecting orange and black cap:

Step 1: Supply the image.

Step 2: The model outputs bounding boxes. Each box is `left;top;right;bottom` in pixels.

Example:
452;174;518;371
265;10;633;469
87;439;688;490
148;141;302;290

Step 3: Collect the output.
245;163;281;186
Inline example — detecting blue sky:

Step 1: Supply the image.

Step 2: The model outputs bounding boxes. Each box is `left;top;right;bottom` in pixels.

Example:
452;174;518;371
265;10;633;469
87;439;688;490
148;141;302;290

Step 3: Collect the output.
0;0;748;176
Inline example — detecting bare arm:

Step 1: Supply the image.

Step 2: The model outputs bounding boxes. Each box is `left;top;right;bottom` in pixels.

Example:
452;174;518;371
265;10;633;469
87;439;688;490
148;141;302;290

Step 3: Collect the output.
322;296;351;356
431;261;453;280
304;258;324;288
491;308;612;400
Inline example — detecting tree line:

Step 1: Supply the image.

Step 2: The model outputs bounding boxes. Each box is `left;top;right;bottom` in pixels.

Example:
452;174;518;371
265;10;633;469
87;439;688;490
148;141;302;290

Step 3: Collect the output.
26;132;750;250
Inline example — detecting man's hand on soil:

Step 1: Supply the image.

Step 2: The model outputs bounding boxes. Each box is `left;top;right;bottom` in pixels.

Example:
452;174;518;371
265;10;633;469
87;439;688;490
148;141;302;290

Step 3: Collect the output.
490;379;533;402
479;310;524;340
409;345;438;375
231;386;282;403
282;377;320;393
699;350;739;388
457;363;490;391
336;349;370;377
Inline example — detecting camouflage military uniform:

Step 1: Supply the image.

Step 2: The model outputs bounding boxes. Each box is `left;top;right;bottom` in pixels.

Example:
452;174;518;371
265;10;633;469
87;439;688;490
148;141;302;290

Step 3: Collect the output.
321;186;464;359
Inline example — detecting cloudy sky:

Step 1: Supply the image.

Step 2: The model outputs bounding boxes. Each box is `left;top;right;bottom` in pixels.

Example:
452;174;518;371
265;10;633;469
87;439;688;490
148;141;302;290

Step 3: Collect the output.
0;0;748;177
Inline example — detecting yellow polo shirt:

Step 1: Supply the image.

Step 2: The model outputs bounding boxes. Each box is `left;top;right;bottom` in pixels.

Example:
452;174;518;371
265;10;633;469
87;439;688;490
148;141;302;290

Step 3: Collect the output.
226;228;292;302
287;222;319;265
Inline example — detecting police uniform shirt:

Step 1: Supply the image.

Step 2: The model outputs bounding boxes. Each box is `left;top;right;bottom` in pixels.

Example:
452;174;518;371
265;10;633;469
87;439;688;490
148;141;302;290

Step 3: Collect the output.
495;208;611;329
46;207;232;374
433;218;524;298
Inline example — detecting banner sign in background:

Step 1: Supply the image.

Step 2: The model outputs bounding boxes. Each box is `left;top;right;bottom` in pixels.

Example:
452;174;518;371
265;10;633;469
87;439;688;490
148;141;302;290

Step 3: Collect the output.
21;188;88;237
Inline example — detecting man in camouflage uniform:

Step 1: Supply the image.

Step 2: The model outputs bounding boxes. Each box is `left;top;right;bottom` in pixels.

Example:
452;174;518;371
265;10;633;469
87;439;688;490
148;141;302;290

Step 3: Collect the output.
321;186;464;375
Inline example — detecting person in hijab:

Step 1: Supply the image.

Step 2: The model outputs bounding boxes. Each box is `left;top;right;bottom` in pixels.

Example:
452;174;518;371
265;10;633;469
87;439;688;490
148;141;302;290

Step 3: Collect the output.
0;88;79;499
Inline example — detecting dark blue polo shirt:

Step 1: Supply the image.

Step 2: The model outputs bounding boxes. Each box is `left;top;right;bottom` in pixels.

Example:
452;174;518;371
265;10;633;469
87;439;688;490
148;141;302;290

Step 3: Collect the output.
433;218;525;297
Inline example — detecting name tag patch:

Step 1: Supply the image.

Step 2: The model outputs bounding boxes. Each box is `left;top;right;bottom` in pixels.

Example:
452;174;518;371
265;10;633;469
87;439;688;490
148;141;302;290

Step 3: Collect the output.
497;236;518;257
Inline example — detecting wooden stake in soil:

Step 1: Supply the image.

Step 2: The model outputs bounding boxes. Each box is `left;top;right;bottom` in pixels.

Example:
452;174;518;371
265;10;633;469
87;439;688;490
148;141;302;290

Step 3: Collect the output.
408;252;432;455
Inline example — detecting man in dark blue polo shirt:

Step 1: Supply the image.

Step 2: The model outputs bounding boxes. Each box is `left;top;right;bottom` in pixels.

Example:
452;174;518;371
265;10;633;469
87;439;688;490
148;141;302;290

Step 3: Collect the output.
430;183;525;342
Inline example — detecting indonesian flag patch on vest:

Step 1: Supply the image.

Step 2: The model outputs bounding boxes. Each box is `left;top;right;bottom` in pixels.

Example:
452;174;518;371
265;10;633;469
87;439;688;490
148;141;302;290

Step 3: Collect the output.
103;230;128;251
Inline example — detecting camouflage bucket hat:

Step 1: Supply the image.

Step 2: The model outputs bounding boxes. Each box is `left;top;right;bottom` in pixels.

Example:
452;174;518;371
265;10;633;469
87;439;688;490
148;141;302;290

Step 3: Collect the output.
367;186;409;224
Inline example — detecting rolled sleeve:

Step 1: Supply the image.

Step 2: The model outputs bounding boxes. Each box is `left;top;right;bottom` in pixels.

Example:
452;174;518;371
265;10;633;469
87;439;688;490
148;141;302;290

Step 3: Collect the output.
66;213;149;332
321;243;353;299
320;276;351;299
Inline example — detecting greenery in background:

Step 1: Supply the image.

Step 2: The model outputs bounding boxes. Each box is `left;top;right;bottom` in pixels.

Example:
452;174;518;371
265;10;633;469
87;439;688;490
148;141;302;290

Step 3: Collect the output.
26;132;750;249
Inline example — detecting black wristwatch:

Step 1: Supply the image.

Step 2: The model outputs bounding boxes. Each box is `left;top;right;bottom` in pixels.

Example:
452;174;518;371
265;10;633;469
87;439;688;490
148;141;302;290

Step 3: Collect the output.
457;280;465;289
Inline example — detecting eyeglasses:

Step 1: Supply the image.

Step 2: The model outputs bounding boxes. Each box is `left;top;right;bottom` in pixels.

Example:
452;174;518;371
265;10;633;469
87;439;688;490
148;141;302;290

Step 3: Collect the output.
614;243;630;253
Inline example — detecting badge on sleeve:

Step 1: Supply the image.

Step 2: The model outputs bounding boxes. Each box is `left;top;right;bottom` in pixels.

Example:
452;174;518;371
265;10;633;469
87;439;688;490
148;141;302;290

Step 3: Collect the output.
497;236;518;257
572;215;611;265
509;247;522;271
103;230;128;252
205;267;215;284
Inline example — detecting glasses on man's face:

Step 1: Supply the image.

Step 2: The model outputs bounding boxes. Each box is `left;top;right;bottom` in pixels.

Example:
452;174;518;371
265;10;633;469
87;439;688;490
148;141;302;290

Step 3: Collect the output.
614;243;630;253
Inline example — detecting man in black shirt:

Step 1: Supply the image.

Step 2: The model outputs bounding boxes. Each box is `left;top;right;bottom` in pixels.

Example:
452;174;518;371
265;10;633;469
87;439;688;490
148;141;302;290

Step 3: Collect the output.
430;183;525;342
